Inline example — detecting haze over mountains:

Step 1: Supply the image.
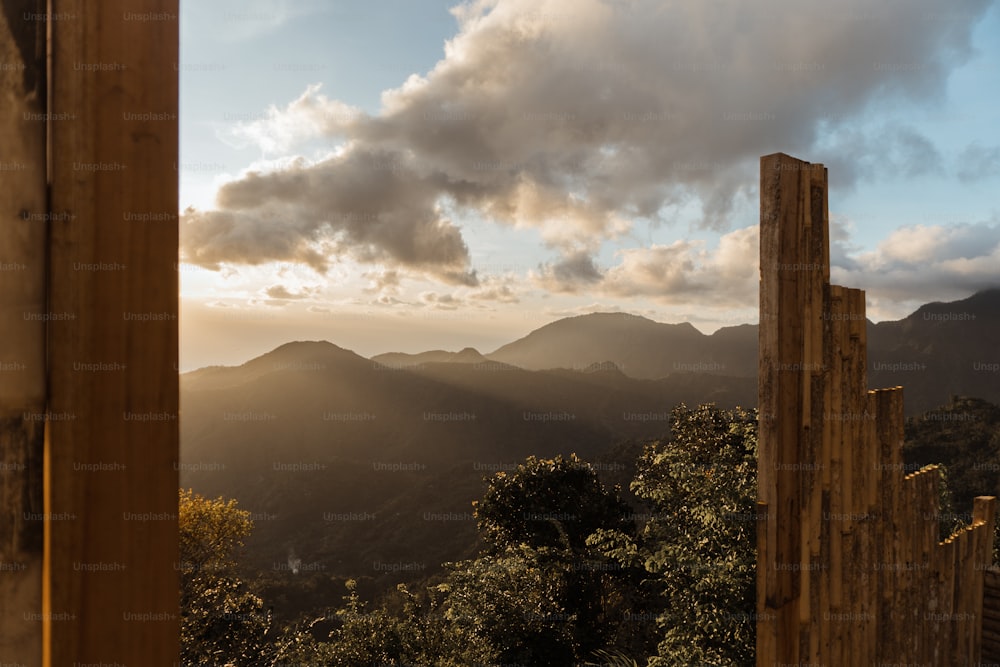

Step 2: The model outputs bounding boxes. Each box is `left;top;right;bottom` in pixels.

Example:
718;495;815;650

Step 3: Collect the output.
180;288;999;617
373;288;1000;413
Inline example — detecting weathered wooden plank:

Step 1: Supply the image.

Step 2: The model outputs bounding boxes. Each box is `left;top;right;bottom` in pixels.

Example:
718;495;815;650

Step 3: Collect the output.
0;2;47;664
973;497;997;665
826;286;845;667
46;0;179;663
756;502;776;663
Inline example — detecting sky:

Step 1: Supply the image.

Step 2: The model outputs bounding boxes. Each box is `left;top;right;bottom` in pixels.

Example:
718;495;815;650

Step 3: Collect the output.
177;0;1000;371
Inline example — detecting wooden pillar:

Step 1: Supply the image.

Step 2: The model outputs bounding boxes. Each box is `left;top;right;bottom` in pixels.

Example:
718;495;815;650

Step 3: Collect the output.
44;0;179;663
0;1;47;664
757;152;829;665
1;0;182;663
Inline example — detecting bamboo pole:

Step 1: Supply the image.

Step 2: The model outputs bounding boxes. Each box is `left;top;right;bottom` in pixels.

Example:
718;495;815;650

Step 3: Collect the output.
0;2;47;664
757;152;997;664
973;497;996;665
759;153;824;664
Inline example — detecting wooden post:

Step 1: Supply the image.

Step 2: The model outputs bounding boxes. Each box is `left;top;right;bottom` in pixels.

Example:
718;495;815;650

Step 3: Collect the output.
757;153;996;665
973;497;996;665
2;0;183;663
44;0;179;662
0;2;47;664
758;152;829;665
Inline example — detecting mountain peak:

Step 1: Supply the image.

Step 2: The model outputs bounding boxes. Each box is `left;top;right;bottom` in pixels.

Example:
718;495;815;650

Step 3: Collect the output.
254;340;363;364
488;310;719;379
907;288;1000;323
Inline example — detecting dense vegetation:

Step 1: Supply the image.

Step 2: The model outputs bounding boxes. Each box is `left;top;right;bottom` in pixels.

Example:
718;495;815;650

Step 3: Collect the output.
180;397;999;666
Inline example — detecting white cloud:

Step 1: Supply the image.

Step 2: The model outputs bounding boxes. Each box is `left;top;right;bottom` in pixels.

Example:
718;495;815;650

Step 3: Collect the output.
224;84;364;155
832;220;1000;300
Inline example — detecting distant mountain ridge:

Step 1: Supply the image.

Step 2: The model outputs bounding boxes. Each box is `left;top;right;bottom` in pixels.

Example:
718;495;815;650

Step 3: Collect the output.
486;312;756;379
179;288;999;620
474;289;1000;413
181;338;756;609
371;347;488;368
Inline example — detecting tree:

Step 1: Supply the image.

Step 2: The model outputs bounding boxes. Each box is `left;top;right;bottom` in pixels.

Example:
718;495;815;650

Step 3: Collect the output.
461;454;651;662
444;544;578;665
474;453;634;553
629;404;758;666
179;488;271;665
268;580;471;666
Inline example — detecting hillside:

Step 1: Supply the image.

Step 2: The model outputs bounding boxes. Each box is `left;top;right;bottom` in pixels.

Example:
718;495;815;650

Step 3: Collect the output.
180;341;755;618
484;289;1000;413
487;312;755;378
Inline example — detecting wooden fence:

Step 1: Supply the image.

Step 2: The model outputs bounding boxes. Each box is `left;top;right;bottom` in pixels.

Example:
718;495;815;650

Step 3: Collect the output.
982;569;1000;664
1;1;179;664
756;152;996;666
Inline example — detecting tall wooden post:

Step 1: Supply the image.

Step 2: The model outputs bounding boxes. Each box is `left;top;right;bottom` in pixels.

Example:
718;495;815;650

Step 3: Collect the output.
45;0;180;663
1;0;179;663
0;2;47;665
757;152;829;663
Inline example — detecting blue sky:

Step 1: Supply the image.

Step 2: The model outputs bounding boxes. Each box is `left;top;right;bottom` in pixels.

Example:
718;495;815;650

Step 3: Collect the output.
177;0;1000;370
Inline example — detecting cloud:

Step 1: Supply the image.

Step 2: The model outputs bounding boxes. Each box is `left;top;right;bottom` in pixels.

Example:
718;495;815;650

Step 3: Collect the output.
468;275;521;303
182;0;992;282
224;84;364;155
264;284;317;300
599;226;759;305
956;143;1000;183
819;123;946;188
362;269;403;296
533;251;604;292
831;220;1000;300
419;291;461;310
181;149;478;285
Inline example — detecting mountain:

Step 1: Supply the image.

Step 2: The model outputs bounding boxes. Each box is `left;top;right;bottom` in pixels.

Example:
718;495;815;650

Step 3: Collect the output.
179;289;999;620
868;289;1000;414
484;289;1000;413
487;312;755;378
370;347;488;368
180;341;755;620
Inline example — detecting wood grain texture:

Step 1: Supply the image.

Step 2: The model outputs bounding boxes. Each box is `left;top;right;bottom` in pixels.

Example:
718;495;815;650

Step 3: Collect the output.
46;0;179;663
0;1;47;664
757;154;996;665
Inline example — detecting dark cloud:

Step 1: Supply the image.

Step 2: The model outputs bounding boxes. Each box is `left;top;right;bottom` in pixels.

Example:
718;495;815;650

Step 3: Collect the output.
264;284;316;300
535;251;604;292
182;148;477;285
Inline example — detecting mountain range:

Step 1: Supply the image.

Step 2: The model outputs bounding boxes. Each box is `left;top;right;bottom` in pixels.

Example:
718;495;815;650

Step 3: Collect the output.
372;288;1000;413
180;288;1000;619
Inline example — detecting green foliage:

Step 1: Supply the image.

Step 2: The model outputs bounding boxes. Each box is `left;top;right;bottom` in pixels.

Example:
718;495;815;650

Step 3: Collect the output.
271;454;655;665
631;404;758;667
467;454;656;661
179;489;270;666
268;580;474;666
474;453;635;552
445;544;578;664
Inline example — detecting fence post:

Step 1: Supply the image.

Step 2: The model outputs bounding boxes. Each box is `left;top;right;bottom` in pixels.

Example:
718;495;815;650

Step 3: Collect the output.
757;153;996;665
